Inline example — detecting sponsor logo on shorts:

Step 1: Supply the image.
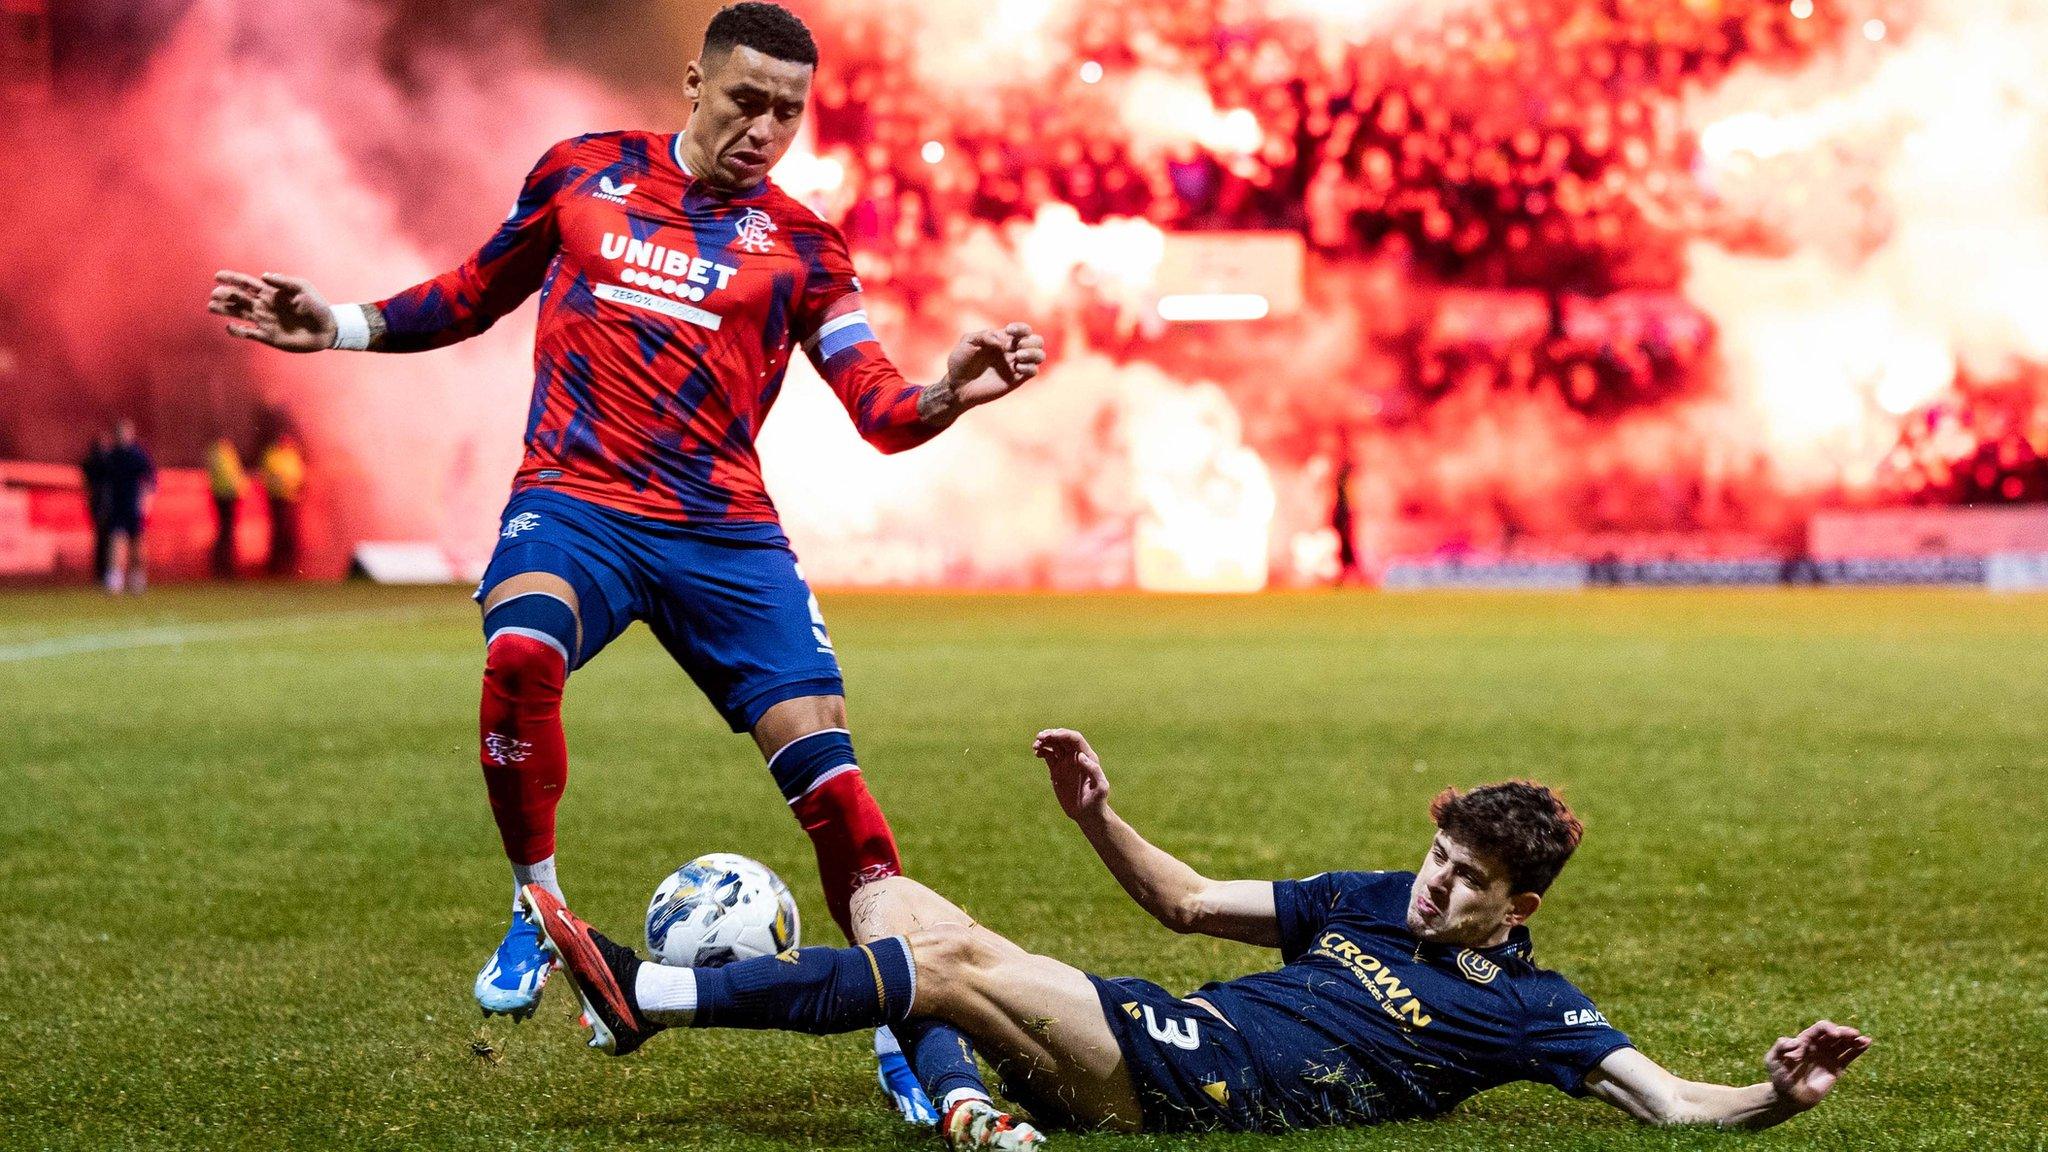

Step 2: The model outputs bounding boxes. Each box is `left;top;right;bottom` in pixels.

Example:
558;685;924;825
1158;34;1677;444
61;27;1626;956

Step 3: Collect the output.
503;512;542;539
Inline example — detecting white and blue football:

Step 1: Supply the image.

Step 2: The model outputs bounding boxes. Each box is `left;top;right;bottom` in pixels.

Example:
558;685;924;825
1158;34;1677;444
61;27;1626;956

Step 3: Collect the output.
645;852;800;968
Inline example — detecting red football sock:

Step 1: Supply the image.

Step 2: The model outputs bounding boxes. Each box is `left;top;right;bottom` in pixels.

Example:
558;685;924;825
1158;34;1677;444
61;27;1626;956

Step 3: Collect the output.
478;633;569;866
789;770;903;939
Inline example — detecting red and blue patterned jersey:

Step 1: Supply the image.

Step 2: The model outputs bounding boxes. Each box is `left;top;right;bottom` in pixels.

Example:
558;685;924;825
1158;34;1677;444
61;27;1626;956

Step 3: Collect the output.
373;130;935;524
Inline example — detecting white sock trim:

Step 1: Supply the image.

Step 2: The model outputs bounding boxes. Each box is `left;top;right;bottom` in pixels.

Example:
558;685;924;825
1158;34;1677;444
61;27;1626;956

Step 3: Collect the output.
788;763;860;805
764;727;851;775
330;303;372;350
486;625;570;665
487;590;576;614
897;935;917;1012
636;963;699;1025
941;1088;992;1113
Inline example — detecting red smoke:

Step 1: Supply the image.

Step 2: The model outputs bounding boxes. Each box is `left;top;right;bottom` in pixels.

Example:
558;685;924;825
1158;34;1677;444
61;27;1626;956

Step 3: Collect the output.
784;0;2048;577
7;0;2046;584
2;0;624;574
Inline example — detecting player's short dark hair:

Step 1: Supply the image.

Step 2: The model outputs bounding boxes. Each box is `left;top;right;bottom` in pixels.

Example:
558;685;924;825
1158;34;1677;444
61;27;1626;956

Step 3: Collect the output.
1430;781;1583;896
703;2;818;67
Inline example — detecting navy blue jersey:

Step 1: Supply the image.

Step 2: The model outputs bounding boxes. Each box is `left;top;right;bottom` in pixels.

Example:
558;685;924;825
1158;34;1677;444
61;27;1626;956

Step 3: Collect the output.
1191;870;1632;1128
100;444;156;517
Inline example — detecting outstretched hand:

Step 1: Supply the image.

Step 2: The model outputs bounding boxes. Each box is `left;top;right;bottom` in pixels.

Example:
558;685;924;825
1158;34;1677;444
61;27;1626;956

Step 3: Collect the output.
208;271;336;352
943;322;1046;409
1765;1021;1871;1111
1033;728;1109;822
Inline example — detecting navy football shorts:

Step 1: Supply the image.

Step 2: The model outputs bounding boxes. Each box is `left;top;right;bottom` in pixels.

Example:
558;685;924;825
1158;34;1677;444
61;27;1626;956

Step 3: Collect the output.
475;487;843;732
103;507;144;538
1088;974;1266;1133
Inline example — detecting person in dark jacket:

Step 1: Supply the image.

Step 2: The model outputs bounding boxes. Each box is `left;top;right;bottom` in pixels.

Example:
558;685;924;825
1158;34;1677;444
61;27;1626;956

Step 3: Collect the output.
81;431;113;584
100;419;156;594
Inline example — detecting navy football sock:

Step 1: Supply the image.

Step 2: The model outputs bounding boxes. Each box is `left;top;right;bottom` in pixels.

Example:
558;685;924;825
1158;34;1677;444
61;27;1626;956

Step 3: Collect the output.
693;937;916;1034
901;1017;991;1107
766;728;859;800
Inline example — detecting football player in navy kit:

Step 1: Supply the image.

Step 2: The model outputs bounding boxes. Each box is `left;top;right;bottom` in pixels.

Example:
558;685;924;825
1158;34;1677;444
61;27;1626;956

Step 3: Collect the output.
527;728;1869;1140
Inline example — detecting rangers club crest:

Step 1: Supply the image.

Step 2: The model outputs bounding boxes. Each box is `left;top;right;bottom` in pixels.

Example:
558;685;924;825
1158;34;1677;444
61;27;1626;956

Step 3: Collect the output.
484;732;533;765
734;207;778;253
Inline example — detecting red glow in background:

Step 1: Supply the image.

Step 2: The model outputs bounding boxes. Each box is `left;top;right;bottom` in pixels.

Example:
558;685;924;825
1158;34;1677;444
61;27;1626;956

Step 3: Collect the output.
4;0;2046;587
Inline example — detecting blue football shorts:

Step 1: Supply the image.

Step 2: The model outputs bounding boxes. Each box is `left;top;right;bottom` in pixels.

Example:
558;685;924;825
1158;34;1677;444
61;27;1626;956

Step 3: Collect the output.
1087;974;1267;1133
474;488;843;732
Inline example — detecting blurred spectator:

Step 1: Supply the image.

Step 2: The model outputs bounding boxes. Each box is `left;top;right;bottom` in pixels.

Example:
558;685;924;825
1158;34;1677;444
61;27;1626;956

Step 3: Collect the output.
80;431;112;585
1332;442;1361;585
207;435;246;579
100;419;155;595
259;433;305;577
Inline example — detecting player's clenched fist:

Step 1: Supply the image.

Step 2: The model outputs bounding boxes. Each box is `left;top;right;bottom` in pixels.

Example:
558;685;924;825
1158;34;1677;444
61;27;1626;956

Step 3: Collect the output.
208;270;337;353
1034;728;1110;822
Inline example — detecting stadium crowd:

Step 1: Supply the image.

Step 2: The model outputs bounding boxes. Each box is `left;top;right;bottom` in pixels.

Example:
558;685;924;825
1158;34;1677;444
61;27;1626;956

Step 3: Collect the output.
807;0;1851;286
1877;375;2048;506
786;0;2048;506
1404;301;1711;417
793;0;1863;418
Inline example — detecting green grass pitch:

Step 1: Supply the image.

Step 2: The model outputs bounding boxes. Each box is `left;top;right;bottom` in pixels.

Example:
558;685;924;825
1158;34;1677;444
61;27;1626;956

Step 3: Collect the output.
3;585;2044;1150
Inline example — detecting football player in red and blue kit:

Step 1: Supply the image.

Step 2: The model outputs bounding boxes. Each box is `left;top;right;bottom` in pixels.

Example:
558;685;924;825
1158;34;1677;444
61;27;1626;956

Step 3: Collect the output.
208;4;1044;1144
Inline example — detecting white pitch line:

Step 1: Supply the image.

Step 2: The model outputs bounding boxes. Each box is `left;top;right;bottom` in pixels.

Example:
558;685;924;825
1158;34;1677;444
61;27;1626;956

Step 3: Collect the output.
0;605;452;663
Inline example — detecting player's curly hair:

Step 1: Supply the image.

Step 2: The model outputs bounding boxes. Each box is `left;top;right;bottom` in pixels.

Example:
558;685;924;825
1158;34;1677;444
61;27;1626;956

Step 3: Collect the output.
704;2;819;67
1430;781;1583;895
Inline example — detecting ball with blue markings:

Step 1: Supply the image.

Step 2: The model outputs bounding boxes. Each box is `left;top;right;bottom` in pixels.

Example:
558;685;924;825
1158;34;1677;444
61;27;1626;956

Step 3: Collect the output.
645;853;800;968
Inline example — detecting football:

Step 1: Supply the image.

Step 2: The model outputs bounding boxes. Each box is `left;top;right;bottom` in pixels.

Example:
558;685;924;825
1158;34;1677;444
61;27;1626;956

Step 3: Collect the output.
645;853;801;968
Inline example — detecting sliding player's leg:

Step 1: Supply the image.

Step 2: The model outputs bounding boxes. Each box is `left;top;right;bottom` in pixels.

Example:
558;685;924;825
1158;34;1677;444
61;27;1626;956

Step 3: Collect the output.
526;878;1144;1135
471;494;637;1019
851;877;1146;1134
647;532;965;1124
